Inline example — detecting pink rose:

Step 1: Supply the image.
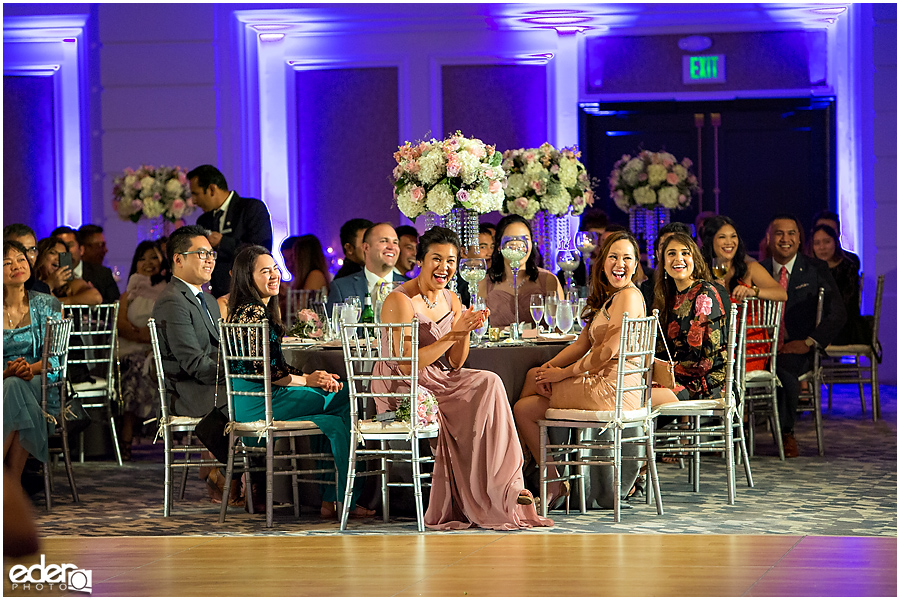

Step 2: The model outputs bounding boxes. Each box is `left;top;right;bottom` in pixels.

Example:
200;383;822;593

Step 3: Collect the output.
514;197;528;209
153;193;161;201
524;152;535;163
172;199;185;211
688;175;697;185
131;199;143;210
696;293;713;316
489;180;501;194
447;158;461;178
572;196;584;207
484;168;494;179
638;173;648;181
663;158;675;168
550;164;559;174
132;181;142;190
681;158;693;168
392;165;402;179
468;145;485;158
411;186;425;201
456;189;469;203
666;173;680;185
678;194;687;204
405;160;420;174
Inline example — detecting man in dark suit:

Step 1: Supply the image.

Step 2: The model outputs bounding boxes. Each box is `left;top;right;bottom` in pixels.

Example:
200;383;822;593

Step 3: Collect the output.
51;226;120;303
189;164;273;297
761;214;846;457
327;222;408;311
151;225;222;418
333;218;373;280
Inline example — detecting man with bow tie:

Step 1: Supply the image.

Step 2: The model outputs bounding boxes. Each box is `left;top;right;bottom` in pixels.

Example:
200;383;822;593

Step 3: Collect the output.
761;213;845;457
188;164;273;298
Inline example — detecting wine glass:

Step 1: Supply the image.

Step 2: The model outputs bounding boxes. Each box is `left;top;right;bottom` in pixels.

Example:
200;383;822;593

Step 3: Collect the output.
556;299;574;335
529;293;544;332
471;298;488;344
458;258;487;302
345;296;362;321
556;249;580;294
544;295;558;333
575;231;598;290
331;302;347;340
500;234;529;339
712;257;729;280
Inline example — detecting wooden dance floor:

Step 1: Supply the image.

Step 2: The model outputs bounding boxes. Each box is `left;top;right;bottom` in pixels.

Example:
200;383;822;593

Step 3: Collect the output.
3;533;896;596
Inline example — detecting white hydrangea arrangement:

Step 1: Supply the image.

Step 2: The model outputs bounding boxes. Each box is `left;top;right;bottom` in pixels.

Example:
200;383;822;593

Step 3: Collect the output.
392;132;506;218
112;165;195;223
500;143;595;220
608;150;698;212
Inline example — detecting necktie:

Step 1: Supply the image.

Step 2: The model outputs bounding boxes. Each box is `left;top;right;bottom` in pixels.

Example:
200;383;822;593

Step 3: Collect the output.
211;209;224;232
197;292;214;325
777;266;788;351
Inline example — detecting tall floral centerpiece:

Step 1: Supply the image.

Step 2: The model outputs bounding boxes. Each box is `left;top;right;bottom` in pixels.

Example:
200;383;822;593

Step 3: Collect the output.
501;142;595;272
112;165;195;240
608;150;698;266
392;132;506;256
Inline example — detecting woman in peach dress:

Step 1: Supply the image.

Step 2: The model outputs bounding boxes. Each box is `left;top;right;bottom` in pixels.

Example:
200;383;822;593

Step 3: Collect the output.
375;227;553;531
515;232;671;509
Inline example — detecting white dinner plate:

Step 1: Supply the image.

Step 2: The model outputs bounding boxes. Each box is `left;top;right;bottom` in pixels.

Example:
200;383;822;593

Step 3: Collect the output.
537;333;577;342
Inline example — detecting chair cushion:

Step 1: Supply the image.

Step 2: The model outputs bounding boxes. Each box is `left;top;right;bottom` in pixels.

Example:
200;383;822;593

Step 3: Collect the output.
744;370;775;381
231;419;321;433
544;407;649;423
655;398;728;414
358;419;439;435
72;377;108;392
825;344;870;355
167;416;202;427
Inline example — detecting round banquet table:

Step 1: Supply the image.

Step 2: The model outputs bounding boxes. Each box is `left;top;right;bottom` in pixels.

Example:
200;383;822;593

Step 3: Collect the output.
282;341;570;406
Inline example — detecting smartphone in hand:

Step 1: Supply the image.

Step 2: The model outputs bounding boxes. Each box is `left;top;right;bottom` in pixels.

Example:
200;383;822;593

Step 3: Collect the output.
58;252;74;281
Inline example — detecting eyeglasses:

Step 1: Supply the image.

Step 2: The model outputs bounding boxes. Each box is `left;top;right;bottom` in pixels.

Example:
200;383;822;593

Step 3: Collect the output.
24;247;37;255
180;250;217;261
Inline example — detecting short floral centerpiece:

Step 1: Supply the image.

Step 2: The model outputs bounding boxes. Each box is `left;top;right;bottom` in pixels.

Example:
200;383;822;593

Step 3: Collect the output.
394;387;438;429
287;309;324;339
501;142;594;220
113;165;194;223
392;132;505;260
608;150;699;267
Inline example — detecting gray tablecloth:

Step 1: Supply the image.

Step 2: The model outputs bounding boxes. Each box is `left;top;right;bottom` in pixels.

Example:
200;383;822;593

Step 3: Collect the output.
283;342;568;406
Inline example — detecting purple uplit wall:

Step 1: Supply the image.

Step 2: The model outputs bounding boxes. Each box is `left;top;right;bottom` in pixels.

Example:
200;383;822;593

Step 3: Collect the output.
3;75;56;237
294;67;400;260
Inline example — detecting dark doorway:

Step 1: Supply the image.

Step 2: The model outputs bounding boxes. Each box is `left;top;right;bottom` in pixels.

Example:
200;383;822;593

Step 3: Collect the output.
579;97;836;257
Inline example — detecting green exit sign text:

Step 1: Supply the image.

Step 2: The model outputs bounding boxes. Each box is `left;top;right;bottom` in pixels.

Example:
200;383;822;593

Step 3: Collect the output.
682;55;726;84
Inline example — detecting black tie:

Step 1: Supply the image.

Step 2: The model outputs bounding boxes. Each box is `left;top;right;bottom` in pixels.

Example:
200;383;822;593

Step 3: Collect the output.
196;292;214;325
211;209;224;232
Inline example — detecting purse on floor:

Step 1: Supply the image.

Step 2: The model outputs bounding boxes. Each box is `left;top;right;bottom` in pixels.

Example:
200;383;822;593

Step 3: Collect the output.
653;316;677;389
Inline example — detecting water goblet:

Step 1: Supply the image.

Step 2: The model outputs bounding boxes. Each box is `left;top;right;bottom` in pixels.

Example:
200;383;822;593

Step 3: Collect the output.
471;299;489;345
345;296;362;321
556;299;574;335
556;249;580;295
529;293;544;332
331;302;346;340
544;295;559;333
575;231;598;290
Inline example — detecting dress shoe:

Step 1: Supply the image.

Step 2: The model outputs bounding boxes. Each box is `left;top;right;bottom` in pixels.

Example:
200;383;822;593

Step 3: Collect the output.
782;433;799;458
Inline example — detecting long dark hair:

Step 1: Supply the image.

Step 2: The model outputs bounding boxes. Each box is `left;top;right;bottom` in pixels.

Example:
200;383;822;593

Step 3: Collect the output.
227;245;285;336
35;236;68;282
700;215;747;293
292;234;331;291
3;239;36;291
128;240;169;285
583;231;641;323
652;232;713;320
808;224;844;262
487;214;539;283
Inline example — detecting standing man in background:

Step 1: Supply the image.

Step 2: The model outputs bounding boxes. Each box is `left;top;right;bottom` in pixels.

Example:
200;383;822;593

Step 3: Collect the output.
394;224;419;278
333;218;374;280
189;164;273;298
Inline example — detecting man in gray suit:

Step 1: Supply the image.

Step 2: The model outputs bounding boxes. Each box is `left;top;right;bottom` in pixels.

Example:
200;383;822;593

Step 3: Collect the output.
151;225;222;418
327;222;408;311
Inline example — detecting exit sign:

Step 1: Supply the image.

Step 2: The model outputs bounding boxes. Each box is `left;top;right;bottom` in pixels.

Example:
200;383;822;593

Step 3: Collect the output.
682;55;726;84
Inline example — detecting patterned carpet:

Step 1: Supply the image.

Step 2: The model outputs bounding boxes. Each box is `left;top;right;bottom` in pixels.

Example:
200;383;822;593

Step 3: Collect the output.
30;385;896;537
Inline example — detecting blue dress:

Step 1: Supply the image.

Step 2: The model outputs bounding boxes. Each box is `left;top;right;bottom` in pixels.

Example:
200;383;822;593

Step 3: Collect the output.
3;291;62;463
227;302;360;506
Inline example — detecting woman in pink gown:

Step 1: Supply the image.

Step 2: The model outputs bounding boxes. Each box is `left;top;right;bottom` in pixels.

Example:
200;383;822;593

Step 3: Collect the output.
375;227;553;531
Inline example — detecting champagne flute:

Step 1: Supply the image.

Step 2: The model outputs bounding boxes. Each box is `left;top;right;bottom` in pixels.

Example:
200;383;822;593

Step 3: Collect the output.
529;293;544;332
712;257;729;280
331;302;347;340
556;299;574;335
458;258;487;302
544;294;558;333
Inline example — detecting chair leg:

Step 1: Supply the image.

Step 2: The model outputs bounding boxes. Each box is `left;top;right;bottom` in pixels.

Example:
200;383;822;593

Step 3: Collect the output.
854;356;866;415
381;441;389;523
735;419;754;488
725;413;735;505
691;417;701;493
43;458;52;511
60;422;79;503
163;430;173;517
827;383;833;411
871;356;880;422
814;383;825;456
219;434;236;524
538;424;548;519
341;437;359;532
769;391;785;461
108;407;123;466
290;437;300;519
411;435;425;533
266;437;275;528
613;427;622;524
178;432;191;500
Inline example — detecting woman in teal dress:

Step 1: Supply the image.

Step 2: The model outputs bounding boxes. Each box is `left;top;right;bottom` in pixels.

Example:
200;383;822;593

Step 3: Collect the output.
4;240;62;477
226;245;374;519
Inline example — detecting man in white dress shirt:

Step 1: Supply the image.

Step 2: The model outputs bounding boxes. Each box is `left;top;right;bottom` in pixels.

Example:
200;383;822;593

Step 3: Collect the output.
327;222;408;311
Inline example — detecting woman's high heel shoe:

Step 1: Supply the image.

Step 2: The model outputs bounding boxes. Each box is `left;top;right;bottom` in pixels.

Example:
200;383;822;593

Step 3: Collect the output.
548;481;571;515
517;490;534;506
